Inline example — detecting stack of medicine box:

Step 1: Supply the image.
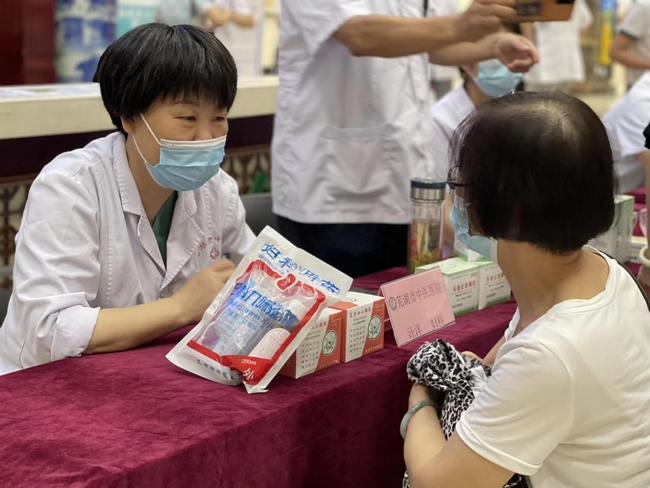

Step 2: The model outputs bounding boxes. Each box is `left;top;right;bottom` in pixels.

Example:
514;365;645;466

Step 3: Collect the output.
630;236;646;264
415;238;511;317
418;195;638;314
588;195;635;263
280;292;386;379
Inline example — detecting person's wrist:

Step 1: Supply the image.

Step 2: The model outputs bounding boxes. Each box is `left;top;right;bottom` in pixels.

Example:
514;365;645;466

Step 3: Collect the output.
222;9;233;23
448;14;464;43
486;32;503;59
165;296;188;328
399;399;439;439
400;400;440;439
412;402;438;420
409;384;431;407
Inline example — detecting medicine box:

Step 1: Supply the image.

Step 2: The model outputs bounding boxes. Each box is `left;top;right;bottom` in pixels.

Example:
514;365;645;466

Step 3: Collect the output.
454;237;489;262
279;309;342;379
329;292;385;363
476;261;511;310
630;236;646;265
416;258;479;317
588;195;635;263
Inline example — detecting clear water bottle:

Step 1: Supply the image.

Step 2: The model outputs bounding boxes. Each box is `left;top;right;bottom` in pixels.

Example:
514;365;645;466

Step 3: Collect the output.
408;179;446;274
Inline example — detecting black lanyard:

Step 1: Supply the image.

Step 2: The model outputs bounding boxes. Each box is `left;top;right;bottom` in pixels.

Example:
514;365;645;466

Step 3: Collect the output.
423;0;429;16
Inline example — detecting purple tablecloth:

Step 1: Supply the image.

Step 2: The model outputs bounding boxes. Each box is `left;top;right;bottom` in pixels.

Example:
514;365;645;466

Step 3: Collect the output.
0;273;516;488
1;256;641;487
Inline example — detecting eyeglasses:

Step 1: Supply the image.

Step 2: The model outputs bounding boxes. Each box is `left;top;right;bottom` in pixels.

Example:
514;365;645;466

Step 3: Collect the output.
446;166;471;191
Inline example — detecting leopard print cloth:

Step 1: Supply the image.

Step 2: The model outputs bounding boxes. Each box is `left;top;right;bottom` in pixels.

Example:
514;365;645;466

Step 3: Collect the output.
402;339;522;488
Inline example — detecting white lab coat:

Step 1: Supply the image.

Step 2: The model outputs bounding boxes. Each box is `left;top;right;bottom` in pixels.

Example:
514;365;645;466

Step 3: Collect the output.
0;132;255;375
429;85;475;177
524;0;593;85
272;0;438;225
620;0;650;86
213;0;263;77
428;0;461;84
158;0;213;25
602;73;650;194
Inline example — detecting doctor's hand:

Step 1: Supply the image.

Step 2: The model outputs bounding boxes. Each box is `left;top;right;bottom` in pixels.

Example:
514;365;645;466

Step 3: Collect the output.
491;32;540;72
171;259;236;326
455;0;516;43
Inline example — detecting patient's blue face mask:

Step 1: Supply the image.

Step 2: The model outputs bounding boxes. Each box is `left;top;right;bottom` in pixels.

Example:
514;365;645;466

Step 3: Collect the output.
450;195;499;263
133;114;226;192
471;59;524;98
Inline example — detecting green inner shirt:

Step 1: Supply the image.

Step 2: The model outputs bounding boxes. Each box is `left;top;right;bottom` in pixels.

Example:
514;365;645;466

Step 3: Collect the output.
151;192;178;266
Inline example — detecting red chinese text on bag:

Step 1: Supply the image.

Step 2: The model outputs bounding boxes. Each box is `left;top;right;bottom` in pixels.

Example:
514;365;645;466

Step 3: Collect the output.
167;227;352;393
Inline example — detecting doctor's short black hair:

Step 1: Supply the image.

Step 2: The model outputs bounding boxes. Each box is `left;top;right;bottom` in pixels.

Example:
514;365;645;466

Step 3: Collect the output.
94;23;237;134
449;91;615;255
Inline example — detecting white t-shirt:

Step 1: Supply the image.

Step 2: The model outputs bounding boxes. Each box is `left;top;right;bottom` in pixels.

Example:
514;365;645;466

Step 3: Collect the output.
456;251;650;487
429;85;475;178
601;72;650;194
525;0;593;85
620;0;650;86
272;0;435;225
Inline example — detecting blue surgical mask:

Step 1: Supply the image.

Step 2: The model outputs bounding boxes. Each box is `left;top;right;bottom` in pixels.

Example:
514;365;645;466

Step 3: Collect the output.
473;59;523;98
450;197;499;263
133;114;226;191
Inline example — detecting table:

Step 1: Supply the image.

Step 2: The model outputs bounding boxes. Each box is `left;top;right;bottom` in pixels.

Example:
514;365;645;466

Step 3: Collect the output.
0;77;278;141
630;187;646;206
0;268;516;488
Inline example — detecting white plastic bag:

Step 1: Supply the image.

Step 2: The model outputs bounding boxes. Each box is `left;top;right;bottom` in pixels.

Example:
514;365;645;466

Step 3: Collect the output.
166;227;352;393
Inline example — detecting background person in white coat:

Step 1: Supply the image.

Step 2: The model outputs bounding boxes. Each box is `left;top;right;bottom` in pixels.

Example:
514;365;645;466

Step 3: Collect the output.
602;73;650;294
158;0;229;27
0;24;255;375
524;0;592;92
601;72;650;195
207;0;261;77
272;0;539;278
428;0;462;100
610;0;650;88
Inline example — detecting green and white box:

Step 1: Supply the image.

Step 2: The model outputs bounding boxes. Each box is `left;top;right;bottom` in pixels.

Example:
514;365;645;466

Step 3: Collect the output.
454;236;489;262
588;195;635;263
416;258;479;317
476;261;511;310
630;236;646;264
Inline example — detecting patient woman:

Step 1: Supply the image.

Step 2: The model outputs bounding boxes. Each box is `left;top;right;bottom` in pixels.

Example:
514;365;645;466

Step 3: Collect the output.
403;92;650;487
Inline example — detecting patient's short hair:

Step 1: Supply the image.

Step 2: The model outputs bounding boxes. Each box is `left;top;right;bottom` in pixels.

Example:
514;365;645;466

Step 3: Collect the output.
449;91;615;255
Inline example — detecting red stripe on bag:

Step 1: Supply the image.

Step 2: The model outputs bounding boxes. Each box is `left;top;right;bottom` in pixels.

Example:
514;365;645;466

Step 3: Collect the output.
187;259;327;385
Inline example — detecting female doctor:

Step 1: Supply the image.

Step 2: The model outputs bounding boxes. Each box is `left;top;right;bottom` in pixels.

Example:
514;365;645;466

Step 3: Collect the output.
0;24;255;375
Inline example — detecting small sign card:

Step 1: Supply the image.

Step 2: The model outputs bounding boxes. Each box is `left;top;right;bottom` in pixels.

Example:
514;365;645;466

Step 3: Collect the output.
380;268;455;347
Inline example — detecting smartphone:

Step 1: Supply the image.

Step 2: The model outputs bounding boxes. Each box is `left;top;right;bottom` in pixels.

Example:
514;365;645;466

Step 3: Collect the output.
509;0;575;22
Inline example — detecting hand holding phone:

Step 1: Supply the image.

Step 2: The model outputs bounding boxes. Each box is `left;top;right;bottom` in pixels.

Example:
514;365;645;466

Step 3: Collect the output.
455;0;517;43
510;0;575;22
